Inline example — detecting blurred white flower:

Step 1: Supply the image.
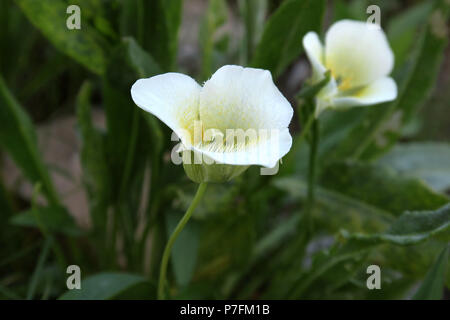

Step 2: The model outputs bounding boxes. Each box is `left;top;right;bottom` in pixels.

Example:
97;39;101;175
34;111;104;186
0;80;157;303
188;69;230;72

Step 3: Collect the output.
303;20;398;117
131;65;293;182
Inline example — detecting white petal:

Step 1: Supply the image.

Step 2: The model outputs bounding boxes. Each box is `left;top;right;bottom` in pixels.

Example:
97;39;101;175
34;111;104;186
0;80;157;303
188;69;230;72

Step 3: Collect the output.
199;65;293;133
191;127;292;168
325;20;394;89
331;77;397;108
131;73;201;144
303;32;327;81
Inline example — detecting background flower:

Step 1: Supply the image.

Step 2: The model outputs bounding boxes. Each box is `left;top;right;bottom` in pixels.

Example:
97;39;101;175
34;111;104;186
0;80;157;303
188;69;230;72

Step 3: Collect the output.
303;20;398;117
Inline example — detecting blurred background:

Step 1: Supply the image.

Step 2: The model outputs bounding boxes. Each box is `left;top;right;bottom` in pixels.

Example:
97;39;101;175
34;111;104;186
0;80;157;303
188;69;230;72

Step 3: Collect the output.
0;0;449;300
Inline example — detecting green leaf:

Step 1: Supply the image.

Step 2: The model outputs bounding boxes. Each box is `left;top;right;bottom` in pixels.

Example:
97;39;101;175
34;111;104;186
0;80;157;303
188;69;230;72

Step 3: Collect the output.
378;143;450;192
103;37;161;198
166;212;200;287
59;273;155;300
342;203;450;246
15;0;108;75
10;205;81;237
293;203;450;298
332;0;368;21
0;181;16;259
330;0;450;160
238;0;268;63
320;161;449;215
0;181;13;219
251;0;326;78
289;238;370;298
387;1;434;69
199;0;228;80
413;246;449;300
274;177;392;233
291;203;450;298
76;81;110;228
124;0;182;70
27;239;51;300
0;75;59;204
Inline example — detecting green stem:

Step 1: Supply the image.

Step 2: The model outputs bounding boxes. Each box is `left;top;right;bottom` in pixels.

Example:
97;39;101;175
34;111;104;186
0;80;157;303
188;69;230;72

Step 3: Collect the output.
157;182;208;300
298;111;315;144
280;111;315;175
304;119;319;237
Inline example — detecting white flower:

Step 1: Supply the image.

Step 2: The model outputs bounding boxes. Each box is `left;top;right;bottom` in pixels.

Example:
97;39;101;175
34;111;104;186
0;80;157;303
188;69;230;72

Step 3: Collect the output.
131;65;293;182
303;20;398;117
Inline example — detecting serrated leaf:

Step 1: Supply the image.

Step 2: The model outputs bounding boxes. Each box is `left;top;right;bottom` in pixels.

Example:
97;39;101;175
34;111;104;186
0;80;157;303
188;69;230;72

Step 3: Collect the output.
251;0;326;78
342;203;450;246
412;246;449;300
378;143;450;192
15;0;109;75
294;204;450;298
59;273;155;300
0;75;59;204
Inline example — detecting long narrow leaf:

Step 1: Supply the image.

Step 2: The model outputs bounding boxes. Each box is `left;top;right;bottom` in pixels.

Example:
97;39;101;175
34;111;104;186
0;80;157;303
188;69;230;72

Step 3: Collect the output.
251;0;326;78
0;75;59;204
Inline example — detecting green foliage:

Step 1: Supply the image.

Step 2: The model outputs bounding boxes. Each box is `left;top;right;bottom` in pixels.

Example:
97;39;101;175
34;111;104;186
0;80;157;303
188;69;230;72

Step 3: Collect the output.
251;0;326;78
10;205;81;237
16;0;109;75
59;273;156;300
413;246;449;300
1;0;449;301
0;75;59;204
103;37;161;200
342;203;450;246
291;203;450;298
166;212;200;287
121;0;182;71
387;1;434;69
320;161;448;215
199;0;228;80
76;81;110;230
239;0;268;63
378;143;450;192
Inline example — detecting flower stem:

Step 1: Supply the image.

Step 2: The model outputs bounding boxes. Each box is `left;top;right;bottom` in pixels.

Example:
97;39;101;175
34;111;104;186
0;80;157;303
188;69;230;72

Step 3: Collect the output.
157;182;208;300
305;119;319;237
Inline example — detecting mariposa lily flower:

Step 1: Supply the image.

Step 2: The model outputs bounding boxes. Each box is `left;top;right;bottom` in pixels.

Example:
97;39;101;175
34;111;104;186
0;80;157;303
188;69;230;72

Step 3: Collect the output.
303;20;398;117
131;65;293;183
